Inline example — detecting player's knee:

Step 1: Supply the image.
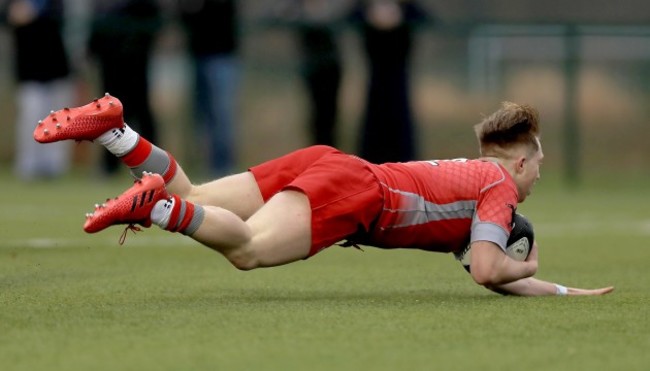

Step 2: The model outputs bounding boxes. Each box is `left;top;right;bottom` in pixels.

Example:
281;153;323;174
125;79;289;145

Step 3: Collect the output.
230;259;258;271
225;249;261;271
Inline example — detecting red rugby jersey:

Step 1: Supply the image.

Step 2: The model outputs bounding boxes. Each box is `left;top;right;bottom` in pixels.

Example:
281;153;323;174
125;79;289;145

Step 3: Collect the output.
364;159;519;254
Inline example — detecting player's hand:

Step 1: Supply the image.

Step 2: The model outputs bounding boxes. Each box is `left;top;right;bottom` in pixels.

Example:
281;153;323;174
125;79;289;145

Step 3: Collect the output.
566;286;615;296
525;241;538;263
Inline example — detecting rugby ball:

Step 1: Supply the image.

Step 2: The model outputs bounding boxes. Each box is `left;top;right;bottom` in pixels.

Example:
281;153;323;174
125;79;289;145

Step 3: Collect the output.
458;213;534;271
505;213;534;261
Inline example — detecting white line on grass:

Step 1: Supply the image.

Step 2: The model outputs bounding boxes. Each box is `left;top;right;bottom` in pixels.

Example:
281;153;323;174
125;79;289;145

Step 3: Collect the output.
2;235;196;249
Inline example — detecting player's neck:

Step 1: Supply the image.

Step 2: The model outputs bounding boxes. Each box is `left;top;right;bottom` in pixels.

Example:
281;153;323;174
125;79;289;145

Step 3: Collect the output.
479;156;501;164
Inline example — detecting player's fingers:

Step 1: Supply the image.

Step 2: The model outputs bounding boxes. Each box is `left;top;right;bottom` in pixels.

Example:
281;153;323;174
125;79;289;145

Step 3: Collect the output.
594;286;615;295
571;286;614;296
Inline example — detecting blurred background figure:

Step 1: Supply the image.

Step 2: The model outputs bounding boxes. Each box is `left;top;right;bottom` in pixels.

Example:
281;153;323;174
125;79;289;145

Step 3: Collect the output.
4;0;74;181
177;0;240;178
273;0;345;147
88;0;162;176
351;0;428;164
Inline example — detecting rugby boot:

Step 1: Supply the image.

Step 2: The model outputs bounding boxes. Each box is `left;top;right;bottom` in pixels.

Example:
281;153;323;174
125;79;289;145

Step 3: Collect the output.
84;172;169;234
34;93;124;143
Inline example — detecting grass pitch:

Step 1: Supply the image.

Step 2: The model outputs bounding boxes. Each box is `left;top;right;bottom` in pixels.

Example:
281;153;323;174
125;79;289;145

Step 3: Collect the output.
1;171;649;371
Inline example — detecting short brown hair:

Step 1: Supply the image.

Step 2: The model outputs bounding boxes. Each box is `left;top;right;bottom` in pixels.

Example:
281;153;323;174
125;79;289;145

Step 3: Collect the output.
474;102;540;158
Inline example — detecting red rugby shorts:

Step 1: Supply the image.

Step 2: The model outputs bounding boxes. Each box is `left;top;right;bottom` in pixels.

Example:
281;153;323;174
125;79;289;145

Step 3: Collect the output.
249;145;383;256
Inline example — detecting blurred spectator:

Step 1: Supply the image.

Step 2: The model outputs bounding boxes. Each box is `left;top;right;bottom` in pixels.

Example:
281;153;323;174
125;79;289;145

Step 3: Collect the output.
178;0;239;177
351;0;428;164
88;0;162;175
3;0;74;181
274;0;346;147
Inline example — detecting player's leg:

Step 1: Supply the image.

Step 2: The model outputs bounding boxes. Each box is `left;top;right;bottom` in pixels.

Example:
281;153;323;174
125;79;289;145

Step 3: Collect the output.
115;144;265;220
190;151;384;268
83;147;380;270
83;171;310;268
83;144;342;240
185;172;264;221
32;94;265;219
183;145;340;220
194;149;382;269
33;94;192;193
189;190;312;269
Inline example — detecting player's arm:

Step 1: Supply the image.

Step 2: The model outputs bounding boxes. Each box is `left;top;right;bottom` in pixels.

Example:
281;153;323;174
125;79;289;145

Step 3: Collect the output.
490;277;615;297
488;242;614;296
469;240;537;288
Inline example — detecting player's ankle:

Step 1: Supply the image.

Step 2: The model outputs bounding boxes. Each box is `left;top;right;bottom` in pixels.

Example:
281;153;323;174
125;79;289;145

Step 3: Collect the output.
151;195;204;235
96;124;139;157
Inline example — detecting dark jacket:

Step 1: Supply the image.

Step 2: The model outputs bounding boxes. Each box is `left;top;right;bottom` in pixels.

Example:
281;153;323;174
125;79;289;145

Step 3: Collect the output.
5;0;70;82
179;0;238;57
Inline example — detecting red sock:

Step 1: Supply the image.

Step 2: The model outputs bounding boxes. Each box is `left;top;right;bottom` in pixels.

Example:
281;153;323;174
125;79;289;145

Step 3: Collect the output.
120;137;178;183
165;195;205;235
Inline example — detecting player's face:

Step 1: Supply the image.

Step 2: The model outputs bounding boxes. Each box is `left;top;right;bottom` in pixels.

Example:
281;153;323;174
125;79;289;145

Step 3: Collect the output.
518;141;544;202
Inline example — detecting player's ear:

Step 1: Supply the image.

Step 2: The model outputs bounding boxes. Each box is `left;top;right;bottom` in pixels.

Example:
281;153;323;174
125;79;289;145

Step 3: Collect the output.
515;155;526;174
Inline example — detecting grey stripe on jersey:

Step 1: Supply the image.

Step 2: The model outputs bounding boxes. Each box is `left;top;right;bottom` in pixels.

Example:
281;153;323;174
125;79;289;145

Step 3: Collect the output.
378;183;509;251
379;184;477;229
